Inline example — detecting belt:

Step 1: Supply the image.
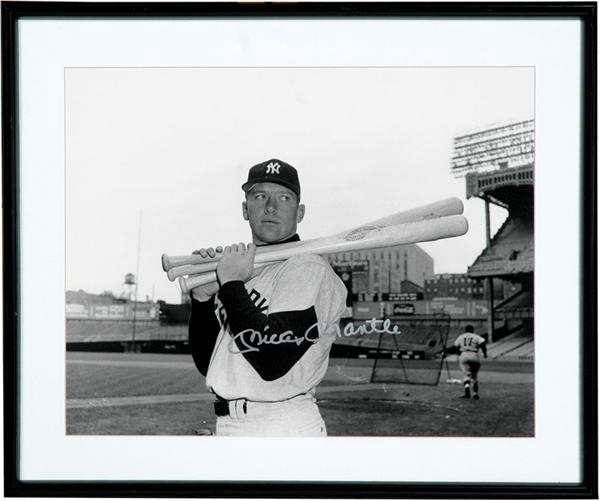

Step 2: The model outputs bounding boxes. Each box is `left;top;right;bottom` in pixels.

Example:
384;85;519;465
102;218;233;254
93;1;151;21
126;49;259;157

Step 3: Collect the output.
213;393;314;417
214;397;247;417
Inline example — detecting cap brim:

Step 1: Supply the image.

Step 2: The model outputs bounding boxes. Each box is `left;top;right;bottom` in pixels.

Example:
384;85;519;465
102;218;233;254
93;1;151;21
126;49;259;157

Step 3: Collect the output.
242;178;300;196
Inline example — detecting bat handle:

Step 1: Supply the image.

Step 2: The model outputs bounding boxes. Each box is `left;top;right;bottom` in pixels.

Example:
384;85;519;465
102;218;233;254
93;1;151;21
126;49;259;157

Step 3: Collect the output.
161;254;171;272
179;264;271;294
168;259;282;282
179;273;217;294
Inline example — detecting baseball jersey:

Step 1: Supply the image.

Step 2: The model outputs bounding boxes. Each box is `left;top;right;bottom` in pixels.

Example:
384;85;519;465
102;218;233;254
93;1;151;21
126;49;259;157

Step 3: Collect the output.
454;332;486;353
192;253;347;402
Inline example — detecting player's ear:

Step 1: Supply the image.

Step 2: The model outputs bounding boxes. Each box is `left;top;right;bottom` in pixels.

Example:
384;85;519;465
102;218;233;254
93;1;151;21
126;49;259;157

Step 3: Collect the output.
242;201;249;221
296;203;305;223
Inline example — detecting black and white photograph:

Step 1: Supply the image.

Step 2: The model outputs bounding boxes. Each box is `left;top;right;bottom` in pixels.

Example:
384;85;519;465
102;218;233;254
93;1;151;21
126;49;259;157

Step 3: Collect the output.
65;66;535;438
3;3;595;496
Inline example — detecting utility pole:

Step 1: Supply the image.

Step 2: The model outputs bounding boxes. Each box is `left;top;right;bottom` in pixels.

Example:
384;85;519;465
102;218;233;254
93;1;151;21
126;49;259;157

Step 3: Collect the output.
484;198;494;343
131;213;142;351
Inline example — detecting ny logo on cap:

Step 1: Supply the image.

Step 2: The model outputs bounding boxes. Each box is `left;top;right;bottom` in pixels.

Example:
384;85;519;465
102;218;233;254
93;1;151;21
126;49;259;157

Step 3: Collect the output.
266;161;281;175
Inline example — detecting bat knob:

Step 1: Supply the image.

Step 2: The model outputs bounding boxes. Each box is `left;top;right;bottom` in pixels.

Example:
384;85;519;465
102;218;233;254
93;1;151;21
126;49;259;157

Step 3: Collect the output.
161;254;170;272
178;276;189;294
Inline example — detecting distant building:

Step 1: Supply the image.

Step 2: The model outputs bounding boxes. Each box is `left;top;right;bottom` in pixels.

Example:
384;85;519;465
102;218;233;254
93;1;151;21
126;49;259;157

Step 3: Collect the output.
66;290;126;305
324;244;434;296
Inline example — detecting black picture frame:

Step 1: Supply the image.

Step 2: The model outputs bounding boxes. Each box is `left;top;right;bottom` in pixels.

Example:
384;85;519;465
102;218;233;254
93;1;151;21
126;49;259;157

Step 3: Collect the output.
2;2;597;498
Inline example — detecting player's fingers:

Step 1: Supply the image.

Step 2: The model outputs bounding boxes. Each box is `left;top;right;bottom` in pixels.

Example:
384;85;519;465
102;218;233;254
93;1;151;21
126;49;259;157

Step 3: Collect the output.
247;243;257;260
215;246;223;253
238;242;246;252
231;243;239;252
207;248;216;258
192;248;208;258
223;245;231;254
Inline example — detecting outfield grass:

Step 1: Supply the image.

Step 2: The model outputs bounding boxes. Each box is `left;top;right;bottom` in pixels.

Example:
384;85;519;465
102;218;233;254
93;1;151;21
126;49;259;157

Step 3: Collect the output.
67;352;534;437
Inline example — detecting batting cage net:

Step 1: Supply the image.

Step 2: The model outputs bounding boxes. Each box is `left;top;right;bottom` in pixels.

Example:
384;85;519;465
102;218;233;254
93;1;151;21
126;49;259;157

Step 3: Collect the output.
370;313;451;385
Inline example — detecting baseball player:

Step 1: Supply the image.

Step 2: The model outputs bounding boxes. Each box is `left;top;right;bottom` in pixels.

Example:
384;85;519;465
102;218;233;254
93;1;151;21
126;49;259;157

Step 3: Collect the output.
188;158;347;436
453;325;487;400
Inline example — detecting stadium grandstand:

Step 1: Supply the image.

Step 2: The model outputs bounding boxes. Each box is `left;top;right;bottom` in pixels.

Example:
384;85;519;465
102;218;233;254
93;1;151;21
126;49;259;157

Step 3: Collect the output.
453;118;534;357
66;290;188;352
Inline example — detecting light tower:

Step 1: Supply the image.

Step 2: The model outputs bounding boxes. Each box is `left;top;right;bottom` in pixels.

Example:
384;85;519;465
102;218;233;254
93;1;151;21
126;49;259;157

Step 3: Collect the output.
451;119;534;343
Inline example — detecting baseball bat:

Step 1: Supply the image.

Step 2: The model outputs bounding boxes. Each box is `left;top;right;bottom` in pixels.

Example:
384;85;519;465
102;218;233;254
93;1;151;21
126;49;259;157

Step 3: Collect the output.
162;197;463;274
168;259;280;281
178;214;468;293
170;211;466;280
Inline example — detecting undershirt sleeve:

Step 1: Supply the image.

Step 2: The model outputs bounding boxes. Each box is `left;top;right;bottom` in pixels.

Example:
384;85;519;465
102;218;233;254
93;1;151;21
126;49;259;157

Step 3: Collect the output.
188;296;221;376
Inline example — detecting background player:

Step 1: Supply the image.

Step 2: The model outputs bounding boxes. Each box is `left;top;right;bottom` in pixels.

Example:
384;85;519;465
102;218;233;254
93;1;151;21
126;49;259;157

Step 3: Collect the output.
452;324;487;400
187;158;347;436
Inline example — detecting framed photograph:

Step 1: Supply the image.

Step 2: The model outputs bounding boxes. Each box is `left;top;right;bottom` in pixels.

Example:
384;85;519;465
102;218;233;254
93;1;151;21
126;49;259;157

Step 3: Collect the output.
2;1;597;497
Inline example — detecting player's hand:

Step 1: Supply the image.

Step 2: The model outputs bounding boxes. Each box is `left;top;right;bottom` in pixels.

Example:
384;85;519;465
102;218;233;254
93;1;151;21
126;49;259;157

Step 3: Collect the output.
189;246;223;301
216;242;256;285
190;281;220;302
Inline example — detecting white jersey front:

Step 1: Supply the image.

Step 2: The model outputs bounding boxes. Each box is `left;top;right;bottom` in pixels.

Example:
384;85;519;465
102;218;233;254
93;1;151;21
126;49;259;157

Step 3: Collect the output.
206;254;347;402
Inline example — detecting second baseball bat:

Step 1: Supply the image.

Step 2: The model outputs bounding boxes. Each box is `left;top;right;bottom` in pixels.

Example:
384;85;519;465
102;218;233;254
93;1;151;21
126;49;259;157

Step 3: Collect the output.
162;197;463;272
178;214;468;293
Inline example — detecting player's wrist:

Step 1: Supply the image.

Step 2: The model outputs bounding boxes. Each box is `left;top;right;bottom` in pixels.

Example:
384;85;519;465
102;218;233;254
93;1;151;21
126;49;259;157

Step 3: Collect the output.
191;290;213;302
217;272;242;285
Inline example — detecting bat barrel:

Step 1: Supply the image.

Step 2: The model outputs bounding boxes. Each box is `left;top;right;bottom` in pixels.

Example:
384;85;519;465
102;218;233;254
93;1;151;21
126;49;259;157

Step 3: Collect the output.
366;197;463;227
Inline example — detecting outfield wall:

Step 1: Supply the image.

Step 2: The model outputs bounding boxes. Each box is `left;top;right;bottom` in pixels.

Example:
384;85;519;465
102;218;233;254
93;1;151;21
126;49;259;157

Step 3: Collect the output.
67;319;187;343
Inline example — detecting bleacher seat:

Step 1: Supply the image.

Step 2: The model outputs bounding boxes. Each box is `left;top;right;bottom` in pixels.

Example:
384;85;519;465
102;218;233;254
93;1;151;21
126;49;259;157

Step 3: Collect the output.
469;215;533;277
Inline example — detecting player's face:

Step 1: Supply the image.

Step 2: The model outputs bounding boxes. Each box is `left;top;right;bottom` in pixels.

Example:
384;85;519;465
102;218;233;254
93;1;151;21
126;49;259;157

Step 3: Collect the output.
242;182;305;245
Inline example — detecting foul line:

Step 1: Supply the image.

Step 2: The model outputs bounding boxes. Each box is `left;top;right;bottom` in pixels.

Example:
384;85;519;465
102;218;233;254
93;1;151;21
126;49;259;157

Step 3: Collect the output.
67;359;196;369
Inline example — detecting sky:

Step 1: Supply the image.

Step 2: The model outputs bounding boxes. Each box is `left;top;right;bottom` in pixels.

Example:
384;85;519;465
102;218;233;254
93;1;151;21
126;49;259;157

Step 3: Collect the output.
66;66;533;304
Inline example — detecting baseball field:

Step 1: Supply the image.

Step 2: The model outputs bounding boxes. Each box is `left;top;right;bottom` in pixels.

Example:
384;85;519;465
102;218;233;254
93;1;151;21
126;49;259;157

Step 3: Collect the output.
67;351;534;437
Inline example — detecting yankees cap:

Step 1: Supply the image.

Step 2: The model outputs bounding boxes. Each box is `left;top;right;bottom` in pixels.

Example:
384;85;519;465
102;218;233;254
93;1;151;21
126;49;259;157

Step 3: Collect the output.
242;158;301;197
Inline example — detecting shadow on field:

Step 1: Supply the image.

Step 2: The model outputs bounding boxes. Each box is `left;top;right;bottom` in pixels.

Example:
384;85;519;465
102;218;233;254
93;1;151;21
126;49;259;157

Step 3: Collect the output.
319;383;534;437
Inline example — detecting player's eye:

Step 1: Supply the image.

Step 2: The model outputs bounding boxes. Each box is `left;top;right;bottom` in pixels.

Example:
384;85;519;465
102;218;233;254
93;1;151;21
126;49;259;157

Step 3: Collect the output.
253;193;266;200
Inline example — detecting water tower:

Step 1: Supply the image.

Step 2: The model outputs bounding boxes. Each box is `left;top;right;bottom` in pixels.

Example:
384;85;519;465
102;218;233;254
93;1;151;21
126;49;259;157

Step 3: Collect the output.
123;273;136;301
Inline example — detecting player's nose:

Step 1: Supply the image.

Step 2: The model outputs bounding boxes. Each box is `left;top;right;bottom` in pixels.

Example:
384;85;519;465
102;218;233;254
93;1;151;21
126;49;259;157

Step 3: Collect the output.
264;196;278;213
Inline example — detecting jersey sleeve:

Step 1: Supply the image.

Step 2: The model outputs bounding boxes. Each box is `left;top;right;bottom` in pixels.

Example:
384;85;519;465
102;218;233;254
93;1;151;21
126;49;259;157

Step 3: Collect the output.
269;255;347;328
217;255;346;381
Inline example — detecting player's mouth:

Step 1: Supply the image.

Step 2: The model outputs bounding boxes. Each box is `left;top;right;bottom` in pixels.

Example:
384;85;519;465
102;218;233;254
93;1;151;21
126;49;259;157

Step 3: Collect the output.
261;219;280;225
